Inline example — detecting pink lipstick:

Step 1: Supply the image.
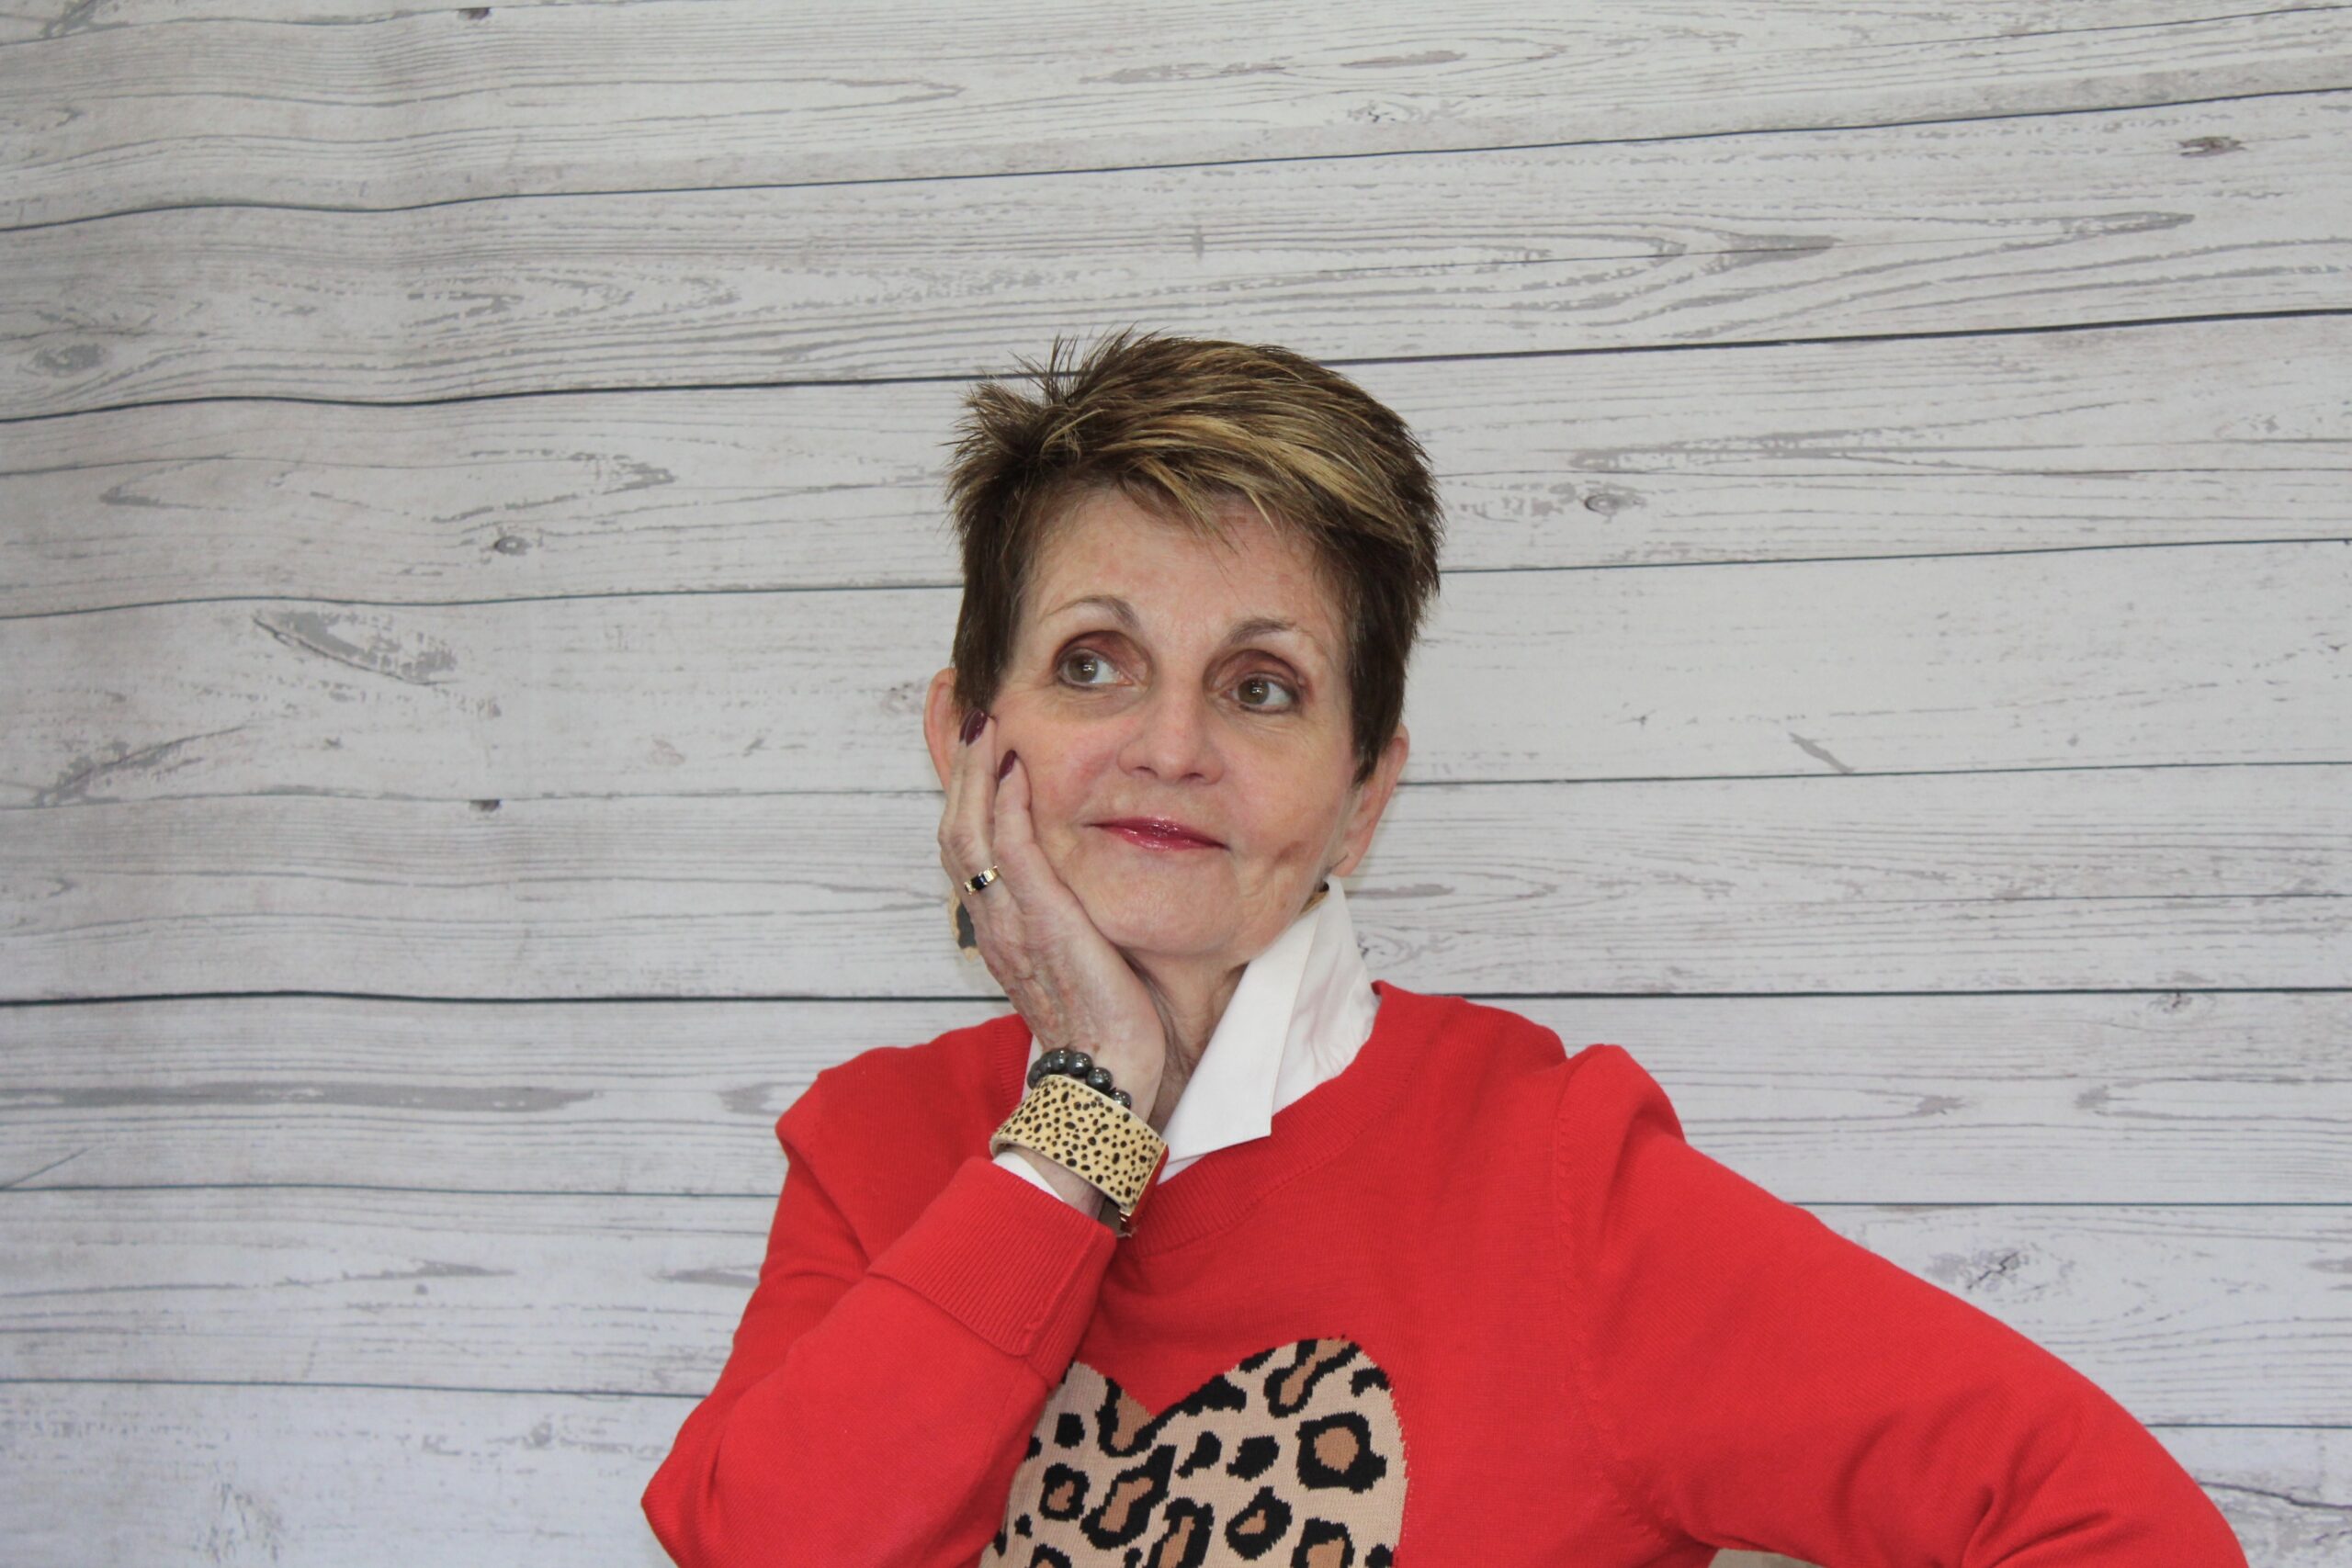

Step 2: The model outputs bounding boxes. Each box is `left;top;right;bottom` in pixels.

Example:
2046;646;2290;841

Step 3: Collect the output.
1095;818;1224;850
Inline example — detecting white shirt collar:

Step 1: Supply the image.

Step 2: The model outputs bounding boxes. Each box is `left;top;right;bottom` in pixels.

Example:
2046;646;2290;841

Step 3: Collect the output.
1020;878;1379;1173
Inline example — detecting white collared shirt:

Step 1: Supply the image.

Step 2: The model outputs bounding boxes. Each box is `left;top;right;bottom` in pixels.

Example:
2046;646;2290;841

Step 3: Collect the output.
993;877;1381;1206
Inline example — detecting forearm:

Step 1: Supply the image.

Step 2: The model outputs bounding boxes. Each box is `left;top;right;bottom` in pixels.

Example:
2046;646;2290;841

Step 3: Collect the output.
1558;1044;2250;1565
643;1156;1115;1567
648;1281;1034;1563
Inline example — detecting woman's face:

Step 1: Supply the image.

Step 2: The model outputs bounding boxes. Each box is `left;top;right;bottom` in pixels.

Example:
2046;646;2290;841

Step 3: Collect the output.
927;486;1408;975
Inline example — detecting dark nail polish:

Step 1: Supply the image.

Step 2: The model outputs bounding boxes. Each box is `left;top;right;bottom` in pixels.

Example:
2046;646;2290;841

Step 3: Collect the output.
998;749;1017;780
960;709;987;745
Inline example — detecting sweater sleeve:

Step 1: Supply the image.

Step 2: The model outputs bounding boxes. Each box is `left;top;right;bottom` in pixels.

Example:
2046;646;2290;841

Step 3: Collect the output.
1552;1043;2247;1566
641;1069;1119;1567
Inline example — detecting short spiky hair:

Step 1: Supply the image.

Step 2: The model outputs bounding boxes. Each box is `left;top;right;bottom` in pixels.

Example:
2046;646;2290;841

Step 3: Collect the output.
940;326;1445;786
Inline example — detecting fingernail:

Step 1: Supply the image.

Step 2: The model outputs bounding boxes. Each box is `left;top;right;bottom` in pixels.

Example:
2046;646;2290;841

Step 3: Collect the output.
998;749;1017;780
960;709;987;745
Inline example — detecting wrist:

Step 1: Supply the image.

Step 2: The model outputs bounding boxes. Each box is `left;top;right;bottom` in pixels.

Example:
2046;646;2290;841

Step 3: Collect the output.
1030;1041;1159;1111
1012;1147;1121;1229
995;1073;1166;1235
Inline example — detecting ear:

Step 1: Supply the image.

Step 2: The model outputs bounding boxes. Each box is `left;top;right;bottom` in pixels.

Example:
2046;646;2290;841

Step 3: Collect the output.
922;666;968;792
1328;722;1408;879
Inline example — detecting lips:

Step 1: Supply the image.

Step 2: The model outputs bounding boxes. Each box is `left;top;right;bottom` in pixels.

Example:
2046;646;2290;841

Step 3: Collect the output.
1095;817;1225;848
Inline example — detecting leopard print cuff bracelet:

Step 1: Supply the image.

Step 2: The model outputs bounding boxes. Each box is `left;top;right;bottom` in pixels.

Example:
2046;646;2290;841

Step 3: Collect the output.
990;1072;1169;1237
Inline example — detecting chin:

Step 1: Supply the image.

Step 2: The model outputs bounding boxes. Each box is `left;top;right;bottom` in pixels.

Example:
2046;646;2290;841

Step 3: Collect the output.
1069;870;1231;957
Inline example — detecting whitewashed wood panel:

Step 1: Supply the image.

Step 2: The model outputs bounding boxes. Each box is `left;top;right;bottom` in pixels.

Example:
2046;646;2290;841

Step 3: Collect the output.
2;1383;2322;1565
0;1382;683;1568
3;766;2342;1001
6;2;2346;222
0;0;2322;35
9;538;2345;806
5;313;2349;617
2181;1425;2352;1567
2;6;2335;1561
3;992;2346;1201
9;91;2346;418
2;1183;2343;1423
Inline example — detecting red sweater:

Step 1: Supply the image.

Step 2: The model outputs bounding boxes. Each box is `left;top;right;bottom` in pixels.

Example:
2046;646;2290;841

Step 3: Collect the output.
642;981;2246;1565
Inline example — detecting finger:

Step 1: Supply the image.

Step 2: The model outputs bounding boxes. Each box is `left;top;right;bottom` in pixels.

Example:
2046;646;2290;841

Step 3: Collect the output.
945;711;989;835
989;748;1061;910
946;713;1003;893
990;745;1037;860
956;721;1029;976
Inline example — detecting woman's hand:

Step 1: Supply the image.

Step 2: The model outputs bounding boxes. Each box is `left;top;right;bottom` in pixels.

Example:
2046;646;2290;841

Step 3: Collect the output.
939;710;1168;1119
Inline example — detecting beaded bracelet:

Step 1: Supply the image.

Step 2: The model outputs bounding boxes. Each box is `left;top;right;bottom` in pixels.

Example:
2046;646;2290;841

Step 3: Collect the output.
1028;1046;1135;1107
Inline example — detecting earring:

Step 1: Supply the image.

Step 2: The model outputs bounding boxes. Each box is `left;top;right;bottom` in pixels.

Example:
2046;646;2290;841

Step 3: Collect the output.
947;889;982;958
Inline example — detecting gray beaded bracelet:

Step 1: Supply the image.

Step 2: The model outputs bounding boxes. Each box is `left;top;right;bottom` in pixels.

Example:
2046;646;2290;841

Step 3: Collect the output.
1027;1046;1135;1110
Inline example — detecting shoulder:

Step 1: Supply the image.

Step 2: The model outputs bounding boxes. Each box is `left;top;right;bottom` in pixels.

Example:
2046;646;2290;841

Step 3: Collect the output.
1390;984;1693;1168
1386;985;1664;1107
1544;1040;1814;1266
775;1008;1024;1163
1380;983;1581;1073
1550;1039;1686;1137
1374;987;1675;1160
768;1009;1029;1250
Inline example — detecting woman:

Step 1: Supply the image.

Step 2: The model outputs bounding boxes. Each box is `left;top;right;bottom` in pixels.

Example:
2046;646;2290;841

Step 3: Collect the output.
642;329;2246;1565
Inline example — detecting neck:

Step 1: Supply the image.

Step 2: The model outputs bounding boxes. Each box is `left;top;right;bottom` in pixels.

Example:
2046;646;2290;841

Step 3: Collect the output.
1130;880;1330;1130
1128;957;1245;1129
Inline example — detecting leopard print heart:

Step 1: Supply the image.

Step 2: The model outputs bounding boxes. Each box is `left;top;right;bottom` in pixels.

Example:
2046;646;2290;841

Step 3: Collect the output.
986;1337;1404;1565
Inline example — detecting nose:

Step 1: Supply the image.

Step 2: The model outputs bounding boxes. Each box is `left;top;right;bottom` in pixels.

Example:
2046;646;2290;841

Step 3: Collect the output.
1116;682;1223;784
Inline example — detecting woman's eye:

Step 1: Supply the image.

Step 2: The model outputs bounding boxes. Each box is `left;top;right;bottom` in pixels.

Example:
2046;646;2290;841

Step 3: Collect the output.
1063;649;1114;686
1060;649;1295;711
1238;673;1298;711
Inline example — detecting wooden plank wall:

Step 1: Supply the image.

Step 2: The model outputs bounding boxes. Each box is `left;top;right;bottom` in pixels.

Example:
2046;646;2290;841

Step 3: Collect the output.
4;3;2347;1562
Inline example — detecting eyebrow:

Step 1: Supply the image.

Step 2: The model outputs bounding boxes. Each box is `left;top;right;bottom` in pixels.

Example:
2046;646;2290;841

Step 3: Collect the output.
1045;593;1320;657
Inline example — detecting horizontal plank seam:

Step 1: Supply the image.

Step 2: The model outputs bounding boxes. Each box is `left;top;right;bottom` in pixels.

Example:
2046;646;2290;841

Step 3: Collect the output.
8;534;2352;625
6;77;2349;235
5;761;2352;822
7;979;2350;1010
10;307;2352;426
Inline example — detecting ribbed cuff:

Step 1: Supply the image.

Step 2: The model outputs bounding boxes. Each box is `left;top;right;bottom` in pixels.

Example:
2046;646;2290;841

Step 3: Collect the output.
866;1154;1117;1371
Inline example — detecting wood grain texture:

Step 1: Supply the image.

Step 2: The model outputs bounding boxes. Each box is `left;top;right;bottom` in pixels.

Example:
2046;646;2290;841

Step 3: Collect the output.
7;538;2346;805
2;763;2344;1001
4;5;2339;1562
0;1382;684;1568
6;2;2347;223
3;990;2346;1201
7;89;2347;418
4;1383;2331;1564
3;312;2349;616
2;1182;2343;1422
